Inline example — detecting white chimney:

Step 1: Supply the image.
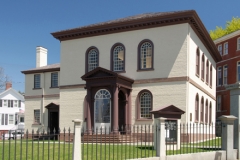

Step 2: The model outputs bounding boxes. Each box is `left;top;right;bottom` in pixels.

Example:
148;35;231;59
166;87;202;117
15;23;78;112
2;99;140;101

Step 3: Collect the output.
36;46;47;68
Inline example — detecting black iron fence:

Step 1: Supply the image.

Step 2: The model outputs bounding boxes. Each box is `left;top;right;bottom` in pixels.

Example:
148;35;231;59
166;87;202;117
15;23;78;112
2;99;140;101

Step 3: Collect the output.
0;122;222;160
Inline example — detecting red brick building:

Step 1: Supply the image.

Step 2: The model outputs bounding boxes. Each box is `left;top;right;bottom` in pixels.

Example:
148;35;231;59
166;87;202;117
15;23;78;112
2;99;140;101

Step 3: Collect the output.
215;30;240;118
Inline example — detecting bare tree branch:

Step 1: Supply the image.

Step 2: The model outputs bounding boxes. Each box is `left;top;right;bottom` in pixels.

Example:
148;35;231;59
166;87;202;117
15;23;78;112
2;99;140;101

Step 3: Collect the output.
0;67;11;91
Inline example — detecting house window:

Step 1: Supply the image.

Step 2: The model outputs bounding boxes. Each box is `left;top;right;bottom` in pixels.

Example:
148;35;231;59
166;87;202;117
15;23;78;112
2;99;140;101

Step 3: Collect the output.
209;102;212;124
14;100;18;107
137;90;152;119
224;42;228;55
217;95;221;111
0;100;2;107
210;65;212;87
86;48;99;72
51;72;58;87
9;114;14;125
217;67;222;86
223;65;228;85
112;44;125;72
138;40;153;70
238;38;240;50
3;100;7;107
18;100;21;108
5;114;8;125
205;100;208;123
20;117;24;123
8;100;13;108
201;54;205;81
195;94;199;122
34;109;40;124
206;60;209;84
196;48;200;75
200;97;204;122
218;45;222;56
34;74;41;89
238;62;240;81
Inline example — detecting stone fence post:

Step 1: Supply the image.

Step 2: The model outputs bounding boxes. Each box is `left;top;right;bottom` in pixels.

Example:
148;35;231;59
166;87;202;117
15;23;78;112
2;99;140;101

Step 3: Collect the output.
219;115;237;160
72;119;82;160
155;117;166;157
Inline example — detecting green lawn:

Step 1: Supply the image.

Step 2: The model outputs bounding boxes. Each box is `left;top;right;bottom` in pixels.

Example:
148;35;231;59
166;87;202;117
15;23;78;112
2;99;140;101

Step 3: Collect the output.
0;138;221;160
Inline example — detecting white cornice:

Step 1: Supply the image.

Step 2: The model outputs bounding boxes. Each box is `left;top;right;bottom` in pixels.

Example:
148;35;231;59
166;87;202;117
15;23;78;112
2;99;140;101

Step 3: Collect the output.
214;30;240;44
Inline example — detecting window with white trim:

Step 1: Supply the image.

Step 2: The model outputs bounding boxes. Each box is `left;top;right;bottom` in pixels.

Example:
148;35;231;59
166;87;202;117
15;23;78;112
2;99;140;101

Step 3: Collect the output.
140;92;152;118
14;100;18;107
217;67;222;86
88;49;99;72
196;48;200;75
205;100;208;123
200;97;204;122
223;65;228;85
140;41;153;69
218;45;222;56
9;114;14;125
206;60;209;84
224;42;228;55
3;100;7;107
201;54;205;80
195;94;199;122
34;74;41;89
8;100;13;108
238;38;240;50
113;45;125;71
217;95;221;111
51;72;58;87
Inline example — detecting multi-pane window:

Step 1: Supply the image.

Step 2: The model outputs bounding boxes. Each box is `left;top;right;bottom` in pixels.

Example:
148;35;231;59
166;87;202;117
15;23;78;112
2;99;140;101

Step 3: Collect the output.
8;100;13;108
140;92;152;118
224;42;228;55
14;100;18;107
196;48;200;75
200;97;204;122
205;100;208;123
9;114;14;125
238;38;240;50
34;74;41;89
201;55;205;80
206;61;209;84
238;62;240;81
217;95;221;111
218;45;222;56
217;67;222;86
34;109;40;124
0;100;2;107
210;65;212;87
195;94;199;122
51;72;58;87
209;103;212;124
88;49;99;72
113;45;124;71
20;117;24;123
140;42;152;69
3;100;7;107
223;65;228;85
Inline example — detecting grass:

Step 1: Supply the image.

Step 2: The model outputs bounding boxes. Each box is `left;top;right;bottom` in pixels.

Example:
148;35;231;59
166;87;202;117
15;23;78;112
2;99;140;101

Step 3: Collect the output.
0;138;221;160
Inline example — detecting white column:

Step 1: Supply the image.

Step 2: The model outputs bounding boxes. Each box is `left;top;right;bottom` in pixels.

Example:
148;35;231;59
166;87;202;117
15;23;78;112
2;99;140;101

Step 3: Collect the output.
72;119;82;160
218;115;237;160
156;117;166;157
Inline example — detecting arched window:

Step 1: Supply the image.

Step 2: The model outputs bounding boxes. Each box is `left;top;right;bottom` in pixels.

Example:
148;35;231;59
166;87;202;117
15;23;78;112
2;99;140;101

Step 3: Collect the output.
196;48;200;75
201;54;205;80
200;97;204;122
205;99;208;123
94;89;111;123
86;47;99;72
137;90;153;119
206;60;209;84
138;40;154;70
238;37;240;50
195;94;199;122
111;44;125;72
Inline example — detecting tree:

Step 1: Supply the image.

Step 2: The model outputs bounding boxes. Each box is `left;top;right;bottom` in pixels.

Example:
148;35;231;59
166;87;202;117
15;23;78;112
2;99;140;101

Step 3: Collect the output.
0;67;10;91
210;17;240;40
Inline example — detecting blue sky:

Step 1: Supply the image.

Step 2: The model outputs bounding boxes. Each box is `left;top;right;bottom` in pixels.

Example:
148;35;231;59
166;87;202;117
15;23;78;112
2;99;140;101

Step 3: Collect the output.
0;1;239;92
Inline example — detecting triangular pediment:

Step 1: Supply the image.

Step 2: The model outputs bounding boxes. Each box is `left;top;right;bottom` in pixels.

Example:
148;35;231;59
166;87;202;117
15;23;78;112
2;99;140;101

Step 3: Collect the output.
150;105;185;115
81;67;118;80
